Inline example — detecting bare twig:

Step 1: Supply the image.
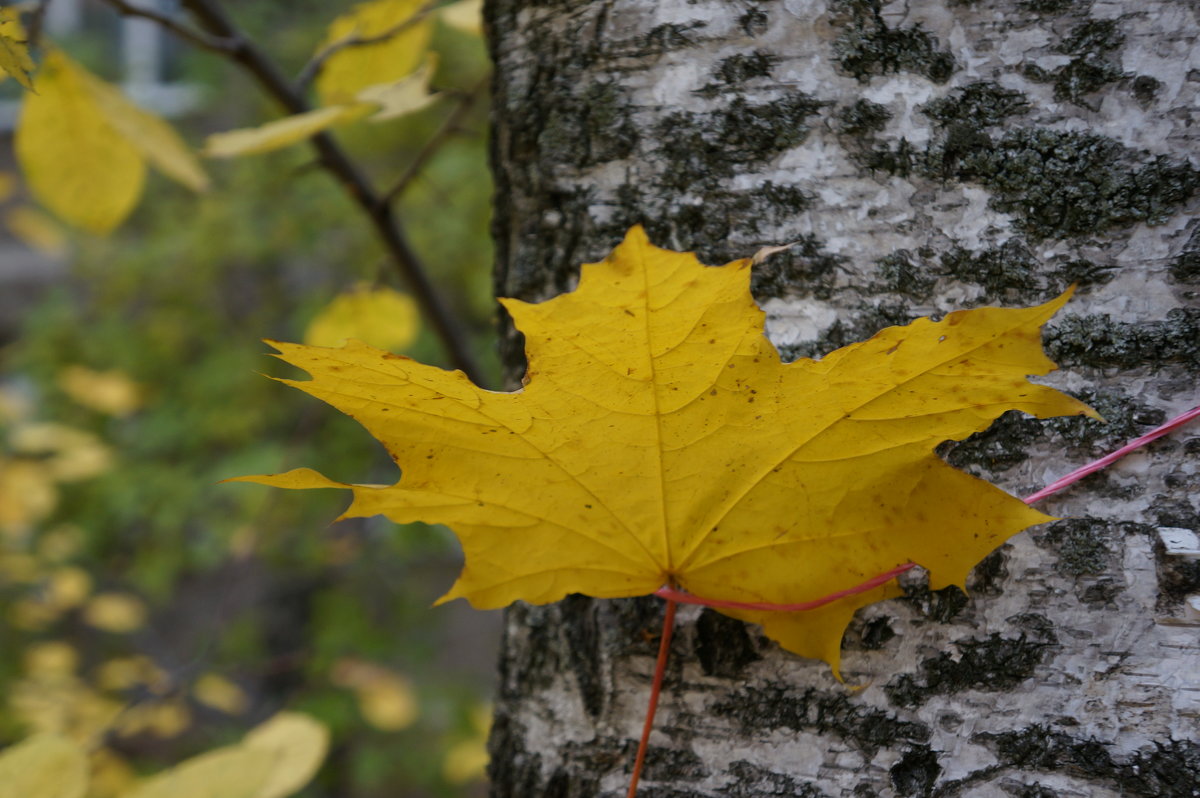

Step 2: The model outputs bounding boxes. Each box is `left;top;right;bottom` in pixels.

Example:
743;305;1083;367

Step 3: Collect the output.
98;0;237;53
102;0;486;385
294;0;440;93
379;78;488;207
25;0;50;48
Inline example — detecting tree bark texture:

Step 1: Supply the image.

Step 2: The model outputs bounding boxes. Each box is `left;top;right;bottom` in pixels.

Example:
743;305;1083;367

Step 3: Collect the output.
484;1;1200;795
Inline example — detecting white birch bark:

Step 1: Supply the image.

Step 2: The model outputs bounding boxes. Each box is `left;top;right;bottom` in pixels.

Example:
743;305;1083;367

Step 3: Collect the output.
485;1;1200;795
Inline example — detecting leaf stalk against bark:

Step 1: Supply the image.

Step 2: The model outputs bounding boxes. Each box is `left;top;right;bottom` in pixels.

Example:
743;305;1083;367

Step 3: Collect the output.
98;0;487;386
627;597;676;798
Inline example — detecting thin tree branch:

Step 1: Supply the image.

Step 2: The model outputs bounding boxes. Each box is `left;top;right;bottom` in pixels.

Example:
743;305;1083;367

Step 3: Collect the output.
379;78;488;207
98;0;237;53
294;0;440;93
103;0;486;385
25;0;50;48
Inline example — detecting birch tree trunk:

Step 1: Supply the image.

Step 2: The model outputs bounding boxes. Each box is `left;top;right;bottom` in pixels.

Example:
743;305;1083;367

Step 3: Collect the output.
483;1;1200;795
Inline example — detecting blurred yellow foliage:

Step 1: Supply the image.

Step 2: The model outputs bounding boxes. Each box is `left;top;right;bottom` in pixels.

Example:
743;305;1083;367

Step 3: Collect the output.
192;673;249;715
57;367;142;417
16;50;205;234
83;594;148;634
0;460;57;533
5;206;69;258
331;658;419;731
11;423;112;482
0;735;87;798
304;283;419;352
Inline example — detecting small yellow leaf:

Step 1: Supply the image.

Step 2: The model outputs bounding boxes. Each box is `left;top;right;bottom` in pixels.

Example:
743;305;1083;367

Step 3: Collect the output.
11;423;112;482
0;171;18;202
0;735;87;798
203;104;372;158
331;659;418;731
57;366;142;416
0;460;58;532
242;712;330;798
442;739;488;784
93;656;169;693
120;747;274;798
0;9;35;91
75;66;209;192
88;749;137;798
25;642;79;677
438;0;483;35
5;206;69;258
46;567;93;610
304;283;419;352
82;593;147;633
357;58;438;122
114;700;191;740
38;525;84;563
15;50;144;234
314;0;432;106
192;673;248;715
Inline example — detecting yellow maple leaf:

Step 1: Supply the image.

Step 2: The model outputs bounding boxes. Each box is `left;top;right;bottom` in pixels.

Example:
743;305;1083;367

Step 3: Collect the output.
237;226;1093;675
15;50;207;234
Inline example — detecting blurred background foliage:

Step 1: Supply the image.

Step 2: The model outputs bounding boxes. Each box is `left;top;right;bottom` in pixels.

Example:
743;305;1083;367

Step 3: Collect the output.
0;1;498;795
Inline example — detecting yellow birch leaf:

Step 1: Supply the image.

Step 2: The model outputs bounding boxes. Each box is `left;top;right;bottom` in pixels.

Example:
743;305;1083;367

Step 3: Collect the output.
25;642;79;677
0;9;35;91
73;67;209;192
82;593;147;633
314;0;432;106
442;739;488;784
203;104;372;158
47;567;93;610
241;712;330;798
0;735;87;798
331;659;419;731
0;171;18;202
0;460;58;532
15;50;145;234
120;747;274;798
236;226;1094;676
6;206;69;258
438;0;483;36
57;366;142;416
192;673;248;715
303;283;419;351
356;58;438;122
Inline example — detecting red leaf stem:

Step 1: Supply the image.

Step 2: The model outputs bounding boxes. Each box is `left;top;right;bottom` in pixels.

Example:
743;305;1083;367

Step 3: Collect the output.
626;597;677;798
655;403;1200;614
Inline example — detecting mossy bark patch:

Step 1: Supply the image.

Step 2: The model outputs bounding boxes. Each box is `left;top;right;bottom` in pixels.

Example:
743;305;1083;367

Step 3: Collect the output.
830;0;956;84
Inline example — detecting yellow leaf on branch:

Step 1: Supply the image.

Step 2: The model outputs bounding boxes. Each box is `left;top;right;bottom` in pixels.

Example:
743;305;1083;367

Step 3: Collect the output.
356;58;438;122
437;0;483;36
238;226;1093;676
15;51;207;234
204;104;373;158
314;0;432;106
